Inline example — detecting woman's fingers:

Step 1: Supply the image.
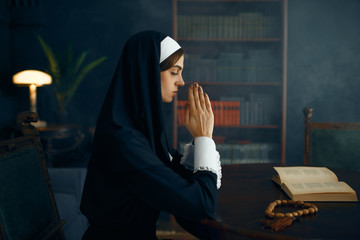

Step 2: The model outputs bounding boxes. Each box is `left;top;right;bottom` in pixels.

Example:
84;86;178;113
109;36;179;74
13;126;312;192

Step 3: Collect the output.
198;86;206;109
188;82;209;113
193;83;201;110
188;83;196;110
185;84;214;139
204;93;212;113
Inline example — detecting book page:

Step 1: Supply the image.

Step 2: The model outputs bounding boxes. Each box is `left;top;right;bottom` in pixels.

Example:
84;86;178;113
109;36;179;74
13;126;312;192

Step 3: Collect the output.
273;166;338;184
283;181;356;194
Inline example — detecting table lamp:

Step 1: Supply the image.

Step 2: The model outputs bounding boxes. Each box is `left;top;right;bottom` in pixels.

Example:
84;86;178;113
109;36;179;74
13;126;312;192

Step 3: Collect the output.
13;70;52;127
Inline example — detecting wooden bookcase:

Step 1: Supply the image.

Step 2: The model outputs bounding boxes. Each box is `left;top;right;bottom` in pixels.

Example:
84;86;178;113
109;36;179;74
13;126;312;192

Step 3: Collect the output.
172;0;287;164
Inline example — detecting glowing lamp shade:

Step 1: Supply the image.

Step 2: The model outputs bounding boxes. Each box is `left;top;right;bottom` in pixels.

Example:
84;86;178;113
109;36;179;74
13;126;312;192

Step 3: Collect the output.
13;70;52;86
13;70;52;127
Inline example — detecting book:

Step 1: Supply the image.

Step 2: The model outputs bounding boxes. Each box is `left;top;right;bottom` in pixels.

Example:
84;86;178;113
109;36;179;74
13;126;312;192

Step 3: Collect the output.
272;166;358;202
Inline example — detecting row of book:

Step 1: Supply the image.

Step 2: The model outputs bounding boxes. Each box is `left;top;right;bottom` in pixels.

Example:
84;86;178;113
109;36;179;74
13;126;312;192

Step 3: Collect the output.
182;50;281;83
177;100;240;127
179;142;280;165
221;94;279;126
177;94;279;126
177;13;280;39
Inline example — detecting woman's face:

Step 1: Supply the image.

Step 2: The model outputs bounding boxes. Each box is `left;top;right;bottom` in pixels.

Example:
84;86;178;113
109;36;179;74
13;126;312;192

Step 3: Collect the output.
160;55;185;103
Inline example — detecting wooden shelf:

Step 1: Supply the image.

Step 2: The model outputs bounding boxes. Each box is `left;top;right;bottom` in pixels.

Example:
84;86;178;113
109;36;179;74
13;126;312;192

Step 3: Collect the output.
177;38;281;42
184;82;281;86
177;0;281;2
237;125;280;128
172;0;287;164
178;125;280;129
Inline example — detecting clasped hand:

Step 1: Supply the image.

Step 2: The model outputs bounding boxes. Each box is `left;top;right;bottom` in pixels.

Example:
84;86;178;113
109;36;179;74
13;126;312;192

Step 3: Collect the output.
184;82;214;139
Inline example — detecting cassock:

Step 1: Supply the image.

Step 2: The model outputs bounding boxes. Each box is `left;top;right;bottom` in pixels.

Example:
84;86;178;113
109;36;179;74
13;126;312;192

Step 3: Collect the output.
80;31;219;239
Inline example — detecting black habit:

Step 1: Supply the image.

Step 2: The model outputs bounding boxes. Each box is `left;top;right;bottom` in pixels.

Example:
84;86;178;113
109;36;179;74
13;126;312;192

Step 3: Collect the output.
80;31;218;239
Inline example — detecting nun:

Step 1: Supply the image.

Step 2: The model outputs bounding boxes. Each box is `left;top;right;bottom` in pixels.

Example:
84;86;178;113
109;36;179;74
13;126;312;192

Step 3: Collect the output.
80;30;222;239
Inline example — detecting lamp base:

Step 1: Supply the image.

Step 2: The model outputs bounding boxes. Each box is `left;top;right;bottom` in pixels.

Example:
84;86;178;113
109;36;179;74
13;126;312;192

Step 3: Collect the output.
31;120;48;128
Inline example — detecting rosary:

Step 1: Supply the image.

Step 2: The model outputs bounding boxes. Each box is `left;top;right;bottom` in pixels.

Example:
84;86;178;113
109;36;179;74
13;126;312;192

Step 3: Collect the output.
262;199;318;231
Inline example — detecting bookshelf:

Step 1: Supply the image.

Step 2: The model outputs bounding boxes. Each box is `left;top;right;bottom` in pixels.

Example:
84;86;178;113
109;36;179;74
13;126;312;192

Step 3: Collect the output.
172;0;287;164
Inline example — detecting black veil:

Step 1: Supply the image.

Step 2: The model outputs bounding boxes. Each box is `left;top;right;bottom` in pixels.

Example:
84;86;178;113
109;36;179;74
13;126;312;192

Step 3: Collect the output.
93;30;171;171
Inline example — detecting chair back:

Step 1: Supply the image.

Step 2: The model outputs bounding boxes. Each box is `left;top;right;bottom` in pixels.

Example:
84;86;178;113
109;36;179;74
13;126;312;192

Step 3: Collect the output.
304;108;360;171
0;112;65;240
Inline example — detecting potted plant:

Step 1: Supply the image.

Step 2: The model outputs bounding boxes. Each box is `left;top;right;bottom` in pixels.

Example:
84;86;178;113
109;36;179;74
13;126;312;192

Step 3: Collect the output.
36;35;107;123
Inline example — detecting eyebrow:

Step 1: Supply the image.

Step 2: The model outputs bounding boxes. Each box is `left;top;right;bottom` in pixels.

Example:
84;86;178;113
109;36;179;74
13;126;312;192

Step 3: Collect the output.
173;65;183;71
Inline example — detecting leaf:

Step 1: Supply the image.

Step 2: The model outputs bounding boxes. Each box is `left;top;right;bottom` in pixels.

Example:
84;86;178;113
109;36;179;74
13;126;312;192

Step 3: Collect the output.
36;34;107;110
64;56;107;107
73;51;89;75
35;34;61;85
55;92;66;112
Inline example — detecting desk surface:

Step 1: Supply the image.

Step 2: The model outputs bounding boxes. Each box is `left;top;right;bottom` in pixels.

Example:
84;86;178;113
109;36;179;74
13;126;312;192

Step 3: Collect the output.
214;164;360;239
158;164;360;239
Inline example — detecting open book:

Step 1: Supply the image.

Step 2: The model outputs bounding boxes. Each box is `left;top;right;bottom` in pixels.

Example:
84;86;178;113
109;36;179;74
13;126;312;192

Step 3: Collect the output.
272;166;358;202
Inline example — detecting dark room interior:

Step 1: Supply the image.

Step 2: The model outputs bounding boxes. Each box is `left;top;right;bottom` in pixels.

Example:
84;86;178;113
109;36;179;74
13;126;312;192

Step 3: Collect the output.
1;0;360;239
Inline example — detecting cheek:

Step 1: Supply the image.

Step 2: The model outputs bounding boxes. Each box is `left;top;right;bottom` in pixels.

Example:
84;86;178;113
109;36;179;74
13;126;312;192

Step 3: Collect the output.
161;73;171;91
160;74;170;100
160;73;166;91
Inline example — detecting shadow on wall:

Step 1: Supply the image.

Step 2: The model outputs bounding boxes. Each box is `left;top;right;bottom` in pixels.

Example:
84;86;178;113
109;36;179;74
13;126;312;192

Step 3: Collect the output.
286;0;360;165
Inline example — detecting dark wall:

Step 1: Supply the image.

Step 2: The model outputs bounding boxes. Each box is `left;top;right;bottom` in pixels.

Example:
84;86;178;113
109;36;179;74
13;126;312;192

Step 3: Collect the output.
0;0;173;138
1;0;360;165
40;0;173;126
0;0;14;135
286;0;360;164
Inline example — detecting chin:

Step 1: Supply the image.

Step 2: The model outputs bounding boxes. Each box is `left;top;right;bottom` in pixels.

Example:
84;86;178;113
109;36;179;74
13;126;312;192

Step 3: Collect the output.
162;97;173;103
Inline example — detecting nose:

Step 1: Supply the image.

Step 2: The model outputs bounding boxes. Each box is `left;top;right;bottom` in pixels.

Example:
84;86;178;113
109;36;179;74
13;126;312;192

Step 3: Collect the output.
176;75;185;87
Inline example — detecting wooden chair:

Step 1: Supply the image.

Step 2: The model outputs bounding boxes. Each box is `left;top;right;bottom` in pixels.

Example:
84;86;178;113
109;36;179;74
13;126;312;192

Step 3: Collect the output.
304;107;360;171
0;112;65;240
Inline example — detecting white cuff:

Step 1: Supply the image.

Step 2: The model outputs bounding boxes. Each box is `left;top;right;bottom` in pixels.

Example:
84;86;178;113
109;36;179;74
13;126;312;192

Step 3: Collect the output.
194;137;222;189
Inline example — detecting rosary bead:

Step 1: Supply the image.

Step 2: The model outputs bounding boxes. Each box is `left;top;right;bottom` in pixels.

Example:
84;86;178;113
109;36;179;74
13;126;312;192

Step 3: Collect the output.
269;203;276;208
311;205;319;212
265;200;318;220
267;206;274;212
265;210;272;215
288;200;296;205
303;203;312;208
308;208;315;214
297;210;304;216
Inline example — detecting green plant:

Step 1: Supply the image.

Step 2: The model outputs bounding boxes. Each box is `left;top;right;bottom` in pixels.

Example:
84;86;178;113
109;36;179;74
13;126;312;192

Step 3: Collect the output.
36;35;107;112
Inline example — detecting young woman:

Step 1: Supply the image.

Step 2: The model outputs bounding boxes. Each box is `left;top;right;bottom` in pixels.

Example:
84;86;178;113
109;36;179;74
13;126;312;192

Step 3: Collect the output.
80;30;221;239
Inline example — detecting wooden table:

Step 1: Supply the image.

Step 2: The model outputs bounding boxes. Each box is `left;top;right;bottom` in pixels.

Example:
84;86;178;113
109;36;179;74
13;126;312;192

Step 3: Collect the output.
158;164;360;239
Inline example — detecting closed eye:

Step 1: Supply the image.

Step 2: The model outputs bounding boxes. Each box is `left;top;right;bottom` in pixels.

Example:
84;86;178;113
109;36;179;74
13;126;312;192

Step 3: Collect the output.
171;65;183;75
